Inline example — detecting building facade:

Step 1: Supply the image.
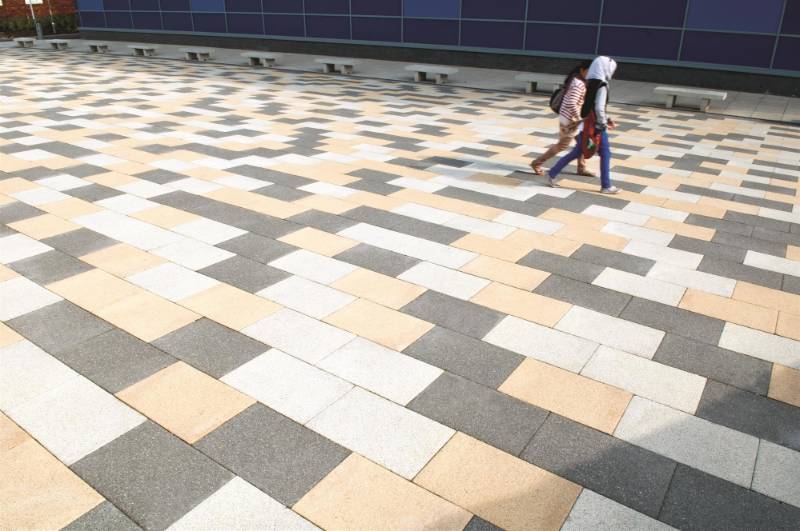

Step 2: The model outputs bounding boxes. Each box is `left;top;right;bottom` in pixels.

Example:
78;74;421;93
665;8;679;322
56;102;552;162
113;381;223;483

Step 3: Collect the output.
1;0;75;19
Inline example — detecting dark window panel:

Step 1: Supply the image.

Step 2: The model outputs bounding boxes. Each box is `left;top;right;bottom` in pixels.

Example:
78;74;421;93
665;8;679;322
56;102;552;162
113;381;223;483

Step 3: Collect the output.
227;13;264;33
193;12;226;32
306;15;350;39
105;11;132;27
264;14;304;36
603;0;686;28
103;0;129;11
129;0;157;10
403;0;459;19
132;11;162;29
599;26;680;60
527;0;601;24
461;20;524;49
403;18;459;45
352;17;401;42
681;31;775;68
462;0;525;21
773;37;800;70
226;0;260;13
160;0;190;11
162;11;193;30
191;0;225;12
351;0;400;16
78;11;106;27
686;0;783;33
305;0;348;15
78;0;103;10
525;22;597;54
781;0;800;34
261;0;303;13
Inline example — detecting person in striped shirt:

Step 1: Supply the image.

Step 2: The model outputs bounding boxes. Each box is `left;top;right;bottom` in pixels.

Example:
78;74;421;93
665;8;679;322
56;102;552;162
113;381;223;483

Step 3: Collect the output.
530;61;594;177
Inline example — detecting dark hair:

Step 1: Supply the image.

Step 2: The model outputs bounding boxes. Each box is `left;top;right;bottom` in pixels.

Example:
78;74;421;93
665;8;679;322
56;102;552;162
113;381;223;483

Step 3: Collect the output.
565;60;592;84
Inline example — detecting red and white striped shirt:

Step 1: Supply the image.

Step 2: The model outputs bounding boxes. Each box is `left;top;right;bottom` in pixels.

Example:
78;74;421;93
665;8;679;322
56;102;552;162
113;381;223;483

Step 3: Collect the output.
559;77;586;124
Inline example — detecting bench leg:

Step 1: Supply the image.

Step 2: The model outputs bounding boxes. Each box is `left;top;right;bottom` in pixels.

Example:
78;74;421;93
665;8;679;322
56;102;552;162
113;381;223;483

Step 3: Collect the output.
265;59;275;67
665;95;675;109
99;46;108;53
436;74;448;85
525;82;536;94
415;71;425;82
701;98;710;112
323;63;334;73
342;65;353;75
134;49;143;56
248;57;259;66
89;45;97;53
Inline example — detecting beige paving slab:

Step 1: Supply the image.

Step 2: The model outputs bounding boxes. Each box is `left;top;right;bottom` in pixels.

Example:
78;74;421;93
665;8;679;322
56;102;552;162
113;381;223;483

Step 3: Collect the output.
330;268;426;310
768;364;800;408
8;214;79;240
679;288;778;333
179;283;282;331
460;255;549;290
325;298;433;351
471;282;571;327
97;291;200;342
47;268;142;312
278;227;358;257
80;243;167;278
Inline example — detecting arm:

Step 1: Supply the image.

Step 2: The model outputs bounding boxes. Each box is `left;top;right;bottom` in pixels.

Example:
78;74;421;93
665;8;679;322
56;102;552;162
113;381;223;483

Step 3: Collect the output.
561;81;583;123
595;85;609;129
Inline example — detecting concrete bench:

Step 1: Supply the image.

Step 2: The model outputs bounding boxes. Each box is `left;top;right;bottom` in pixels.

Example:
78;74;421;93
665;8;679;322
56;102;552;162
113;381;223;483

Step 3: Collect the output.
515;73;564;94
315;57;358;75
14;37;35;48
48;39;70;50
180;47;213;62
405;64;458;85
128;44;158;57
87;41;110;53
654;85;728;112
241;51;281;67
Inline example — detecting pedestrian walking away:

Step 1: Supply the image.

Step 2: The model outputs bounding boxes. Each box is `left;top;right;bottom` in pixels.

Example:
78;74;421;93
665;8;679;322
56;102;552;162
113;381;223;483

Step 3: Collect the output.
548;56;620;194
530;60;593;177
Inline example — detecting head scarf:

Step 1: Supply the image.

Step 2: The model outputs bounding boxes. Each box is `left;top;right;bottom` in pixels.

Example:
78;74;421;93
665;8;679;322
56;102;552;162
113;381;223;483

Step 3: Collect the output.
587;56;617;83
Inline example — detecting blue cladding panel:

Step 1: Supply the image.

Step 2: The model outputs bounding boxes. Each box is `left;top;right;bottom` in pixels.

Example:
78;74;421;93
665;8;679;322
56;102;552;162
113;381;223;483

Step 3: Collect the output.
599;26;681;60
193;12;226;31
264;14;304;35
352;17;401;41
305;0;348;15
191;0;224;13
227;13;263;33
103;0;129;11
461;20;524;49
528;0;601;24
351;0;400;16
603;0;686;27
132;11;162;28
261;0;302;13
462;0;525;20
404;0;459;19
404;18;459;44
782;1;800;34
682;31;775;67
78;0;104;10
160;0;190;11
79;11;106;26
687;0;783;33
162;11;193;29
130;0;158;10
306;15;350;38
106;11;133;27
226;0;260;13
525;22;597;54
773;37;800;70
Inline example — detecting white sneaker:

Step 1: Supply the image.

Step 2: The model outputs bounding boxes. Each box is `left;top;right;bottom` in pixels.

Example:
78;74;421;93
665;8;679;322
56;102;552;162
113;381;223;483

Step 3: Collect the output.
601;186;620;194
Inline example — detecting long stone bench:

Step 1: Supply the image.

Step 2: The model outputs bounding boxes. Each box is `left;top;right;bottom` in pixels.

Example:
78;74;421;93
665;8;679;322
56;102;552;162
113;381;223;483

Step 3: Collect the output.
14;37;35;48
315;57;358;75
180;47;213;62
654;85;728;112
515;73;564;94
48;39;70;50
241;51;281;67
405;64;458;85
87;41;110;53
129;44;158;57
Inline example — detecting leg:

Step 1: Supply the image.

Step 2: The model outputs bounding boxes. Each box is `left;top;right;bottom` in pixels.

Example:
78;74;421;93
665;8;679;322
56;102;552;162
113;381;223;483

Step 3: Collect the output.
599;130;612;190
549;134;583;180
701;98;710;112
532;123;575;173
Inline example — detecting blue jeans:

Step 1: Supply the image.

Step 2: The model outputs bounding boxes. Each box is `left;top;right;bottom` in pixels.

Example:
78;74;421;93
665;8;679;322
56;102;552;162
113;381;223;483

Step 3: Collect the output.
549;130;612;189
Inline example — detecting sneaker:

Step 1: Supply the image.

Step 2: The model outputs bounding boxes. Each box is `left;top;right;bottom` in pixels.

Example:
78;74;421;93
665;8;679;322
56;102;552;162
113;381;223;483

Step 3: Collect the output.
547;175;558;188
600;186;620;194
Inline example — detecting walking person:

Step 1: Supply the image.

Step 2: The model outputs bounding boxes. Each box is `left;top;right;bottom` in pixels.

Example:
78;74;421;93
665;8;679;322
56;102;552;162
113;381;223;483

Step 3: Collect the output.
530;60;594;177
548;56;620;194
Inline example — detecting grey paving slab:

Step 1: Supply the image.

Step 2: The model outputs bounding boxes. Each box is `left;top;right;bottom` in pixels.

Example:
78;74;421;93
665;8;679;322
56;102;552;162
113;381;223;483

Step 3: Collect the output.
659;465;800;531
401;290;505;339
686;213;753;237
134;169;186;184
56;329;176;394
698;256;784;290
724;211;793;233
522;415;676;518
199;255;290;293
288;209;358;233
619;297;725;345
463;516;503;531
7;249;93;285
72;422;233;531
408;372;547;456
254;183;312;201
153;318;268;378
783;274;800;296
217;233;296;265
62;501;142;531
334;243;420;277
711;230;787;257
0;202;43;224
654;334;772;396
752;226;800;247
67;184;123;202
196;404;349;506
7;300;113;355
518;250;604;283
570;244;656;276
669;235;747;263
41;228;118;258
695;380;800;452
535;274;632;317
344;206;467;245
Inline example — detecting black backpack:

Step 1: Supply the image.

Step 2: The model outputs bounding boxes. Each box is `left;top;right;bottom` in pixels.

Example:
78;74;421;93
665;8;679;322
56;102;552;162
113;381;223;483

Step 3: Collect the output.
549;86;565;115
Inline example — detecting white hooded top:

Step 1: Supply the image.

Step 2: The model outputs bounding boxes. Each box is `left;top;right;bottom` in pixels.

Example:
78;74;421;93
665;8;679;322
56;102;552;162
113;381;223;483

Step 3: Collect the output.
588;56;617;128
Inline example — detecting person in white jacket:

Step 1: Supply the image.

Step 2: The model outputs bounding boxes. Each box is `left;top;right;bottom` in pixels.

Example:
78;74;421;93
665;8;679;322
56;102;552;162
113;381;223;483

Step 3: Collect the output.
547;56;620;194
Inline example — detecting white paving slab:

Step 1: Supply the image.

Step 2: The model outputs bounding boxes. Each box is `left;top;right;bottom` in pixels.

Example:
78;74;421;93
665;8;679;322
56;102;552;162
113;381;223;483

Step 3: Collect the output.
556;307;665;359
317;338;442;405
623;240;703;270
257;276;355;319
602;222;674;246
584;205;649;226
307;387;454;479
10;187;70;206
269;249;356;285
214;175;270;191
127;262;218;302
642;187;700;203
0;276;61;321
398;261;489;300
222;349;352;424
751;440;800;509
444;215;515;240
172;218;246;245
0;233;52;265
718;323;800;369
493;211;563;235
744;250;800;277
593;268;685;306
75;210;181;251
36;174;91;191
646;262;736;297
615;397;759;487
582;346;707;413
623;203;687;222
165;177;222;194
152;238;234;271
299;181;356;198
118;180;171;199
96;194;157;214
0;340;78;411
562;489;675;531
393;203;457;225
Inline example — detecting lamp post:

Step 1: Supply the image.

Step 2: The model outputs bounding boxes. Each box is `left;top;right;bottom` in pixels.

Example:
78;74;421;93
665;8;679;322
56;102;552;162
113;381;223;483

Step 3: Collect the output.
27;0;44;40
45;0;57;34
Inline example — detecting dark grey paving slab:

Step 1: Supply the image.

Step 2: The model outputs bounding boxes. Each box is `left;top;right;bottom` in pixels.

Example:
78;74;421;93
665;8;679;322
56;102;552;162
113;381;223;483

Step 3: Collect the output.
41;228;117;258
134;169;186;184
518;250;604;283
784;274;800;296
334;243;420;277
401;290;504;340
463;516;503;531
724;210;793;233
686;213;753;237
535;274;631;317
404;326;523;389
654;334;771;396
752;226;800;247
0;224;15;238
199;256;289;293
67;184;122;202
72;422;232;531
695;380;800;452
196;404;349;506
62;501;142;531
711;230;787;257
659;465;800;531
56;329;175;394
0;202;43;224
408;372;547;456
7;249;92;284
521;415;676;518
343;206;466;245
619;297;725;345
153;318;267;378
669;234;747;263
698;256;783;290
254;183;312;201
217;233;296;265
288;209;358;233
436;186;549;217
570;244;656;276
7;300;113;355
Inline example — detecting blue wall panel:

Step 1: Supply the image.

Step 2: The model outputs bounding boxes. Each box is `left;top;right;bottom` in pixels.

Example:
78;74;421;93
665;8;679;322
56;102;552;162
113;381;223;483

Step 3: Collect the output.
132;11;162;28
190;0;224;13
773;36;800;70
682;31;775;68
106;11;133;27
687;0;784;33
404;18;459;45
352;17;401;41
461;21;524;49
306;15;350;39
192;13;226;32
262;0;302;13
78;0;104;10
526;23;597;54
264;14;304;36
225;0;260;13
103;0;130;11
782;0;800;34
600;27;681;60
404;0;459;19
351;0;401;17
162;11;192;30
80;11;107;26
160;0;190;11
603;0;686;28
462;0;525;21
527;0;601;24
305;0;349;15
228;13;263;34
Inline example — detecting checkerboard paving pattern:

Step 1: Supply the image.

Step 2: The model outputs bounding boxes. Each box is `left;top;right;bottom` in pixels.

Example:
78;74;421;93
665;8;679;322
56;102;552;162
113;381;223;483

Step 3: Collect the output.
2;48;800;530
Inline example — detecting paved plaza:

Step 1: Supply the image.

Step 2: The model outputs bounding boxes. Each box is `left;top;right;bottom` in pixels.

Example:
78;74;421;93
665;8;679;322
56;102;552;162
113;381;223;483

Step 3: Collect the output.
1;48;800;530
